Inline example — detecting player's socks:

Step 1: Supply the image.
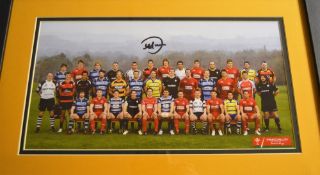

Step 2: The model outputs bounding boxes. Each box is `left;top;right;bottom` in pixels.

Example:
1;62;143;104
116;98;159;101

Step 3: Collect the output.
131;122;134;130
137;118;142;130
154;118;159;132
191;121;196;130
158;119;163;131
255;118;260;131
49;115;55;128
236;121;242;129
107;119;112;131
112;122;116;130
264;118;270;129
242;120;247;132
225;121;231;129
142;118;147;132
101;118;106;132
174;118;179;133
185;119;190;134
84;119;89;131
148;123;152;131
68;119;74;130
90;120;95;131
202;121;207;132
36;116;43;128
275;117;281;130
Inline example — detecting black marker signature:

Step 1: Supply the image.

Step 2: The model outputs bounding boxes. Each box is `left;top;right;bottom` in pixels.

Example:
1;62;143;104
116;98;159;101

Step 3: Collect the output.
141;36;166;54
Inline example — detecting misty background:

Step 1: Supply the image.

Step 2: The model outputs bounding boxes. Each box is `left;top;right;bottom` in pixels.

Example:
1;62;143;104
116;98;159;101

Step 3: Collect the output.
34;21;287;84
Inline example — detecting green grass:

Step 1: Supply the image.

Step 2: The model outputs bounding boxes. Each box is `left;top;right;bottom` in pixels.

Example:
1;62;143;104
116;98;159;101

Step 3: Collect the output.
24;83;296;150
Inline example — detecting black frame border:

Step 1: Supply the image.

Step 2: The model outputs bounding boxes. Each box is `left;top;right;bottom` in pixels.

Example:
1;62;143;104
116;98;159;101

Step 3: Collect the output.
17;17;301;155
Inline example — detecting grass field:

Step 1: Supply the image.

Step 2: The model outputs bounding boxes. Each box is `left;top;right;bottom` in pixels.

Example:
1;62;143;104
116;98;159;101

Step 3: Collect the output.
24;83;296;150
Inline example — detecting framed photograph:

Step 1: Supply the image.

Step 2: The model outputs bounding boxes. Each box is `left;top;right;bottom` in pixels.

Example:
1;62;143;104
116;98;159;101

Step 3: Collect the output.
1;0;319;174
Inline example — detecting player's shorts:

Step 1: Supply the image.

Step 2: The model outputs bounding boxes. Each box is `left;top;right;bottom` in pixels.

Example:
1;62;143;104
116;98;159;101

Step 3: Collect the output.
111;111;121;117
60;102;73;110
38;98;55;111
127;110;139;118
211;113;221;120
76;113;87;119
194;112;204;119
160;112;171;118
261;103;278;112
93;111;104;118
229;114;237;120
176;112;187;117
246;113;256;120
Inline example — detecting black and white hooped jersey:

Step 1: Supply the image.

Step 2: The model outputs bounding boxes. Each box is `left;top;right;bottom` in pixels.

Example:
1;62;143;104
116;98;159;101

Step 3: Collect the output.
128;78;144;99
109;97;125;113
37;80;56;99
198;78;216;100
158;96;174;112
89;69;100;81
189;98;206;113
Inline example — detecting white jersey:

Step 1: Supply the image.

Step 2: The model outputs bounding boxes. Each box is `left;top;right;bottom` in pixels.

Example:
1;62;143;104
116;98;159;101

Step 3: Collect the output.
125;69;142;80
36;80;56;99
189;98;206;113
175;68;186;80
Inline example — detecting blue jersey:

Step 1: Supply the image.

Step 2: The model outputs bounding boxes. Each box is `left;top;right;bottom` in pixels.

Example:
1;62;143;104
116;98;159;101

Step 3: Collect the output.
54;71;66;87
109;97;124;114
72;97;89;115
89;69;100;81
128;79;144;99
93;77;109;97
198;78;216;100
158;96;173;112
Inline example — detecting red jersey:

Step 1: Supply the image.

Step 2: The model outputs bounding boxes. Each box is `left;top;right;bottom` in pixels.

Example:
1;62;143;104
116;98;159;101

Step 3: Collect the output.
72;68;87;81
179;77;198;101
238;80;255;97
217;78;234;100
257;68;275;83
158;66;171;79
225;67;240;82
143;67;157;80
142;97;157;116
191;67;205;81
174;98;189;115
239;98;256;115
59;81;75;103
207;98;223;116
91;97;107;114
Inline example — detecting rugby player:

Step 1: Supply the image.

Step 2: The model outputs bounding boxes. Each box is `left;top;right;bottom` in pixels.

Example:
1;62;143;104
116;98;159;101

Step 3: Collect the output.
68;91;89;134
54;63;68;98
189;89;207;134
208;61;221;83
158;58;171;79
144;70;162;98
162;69;180;98
141;88;159;135
89;62;102;82
125;61;142;80
256;75;281;132
224;92;241;134
239;91;261;136
198;70;216;100
216;69;235;100
128;70;144;100
76;71;91;99
106;61;125;83
173;91;190;134
92;70;109;97
224;58;240;82
191;59;205;82
257;61;276;84
240;61;256;81
157;89;175;135
89;89;108;134
124;90;143;135
206;91;224;136
58;72;76;133
175;60;186;80
238;71;256;98
107;90;125;134
179;69;198;101
35;73;56;133
72;60;87;82
108;71;128;99
143;59;157;80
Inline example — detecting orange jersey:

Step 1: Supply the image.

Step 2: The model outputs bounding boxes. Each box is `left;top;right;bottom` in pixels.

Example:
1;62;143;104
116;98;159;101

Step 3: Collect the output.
158;66;171;79
239;98;257;115
207;98;223;116
238;80;255;97
174;98;189;115
72;68;87;81
91;97;107;114
191;67;205;81
217;78;234;100
225;67;240;81
179;77;198;101
142;97;157;116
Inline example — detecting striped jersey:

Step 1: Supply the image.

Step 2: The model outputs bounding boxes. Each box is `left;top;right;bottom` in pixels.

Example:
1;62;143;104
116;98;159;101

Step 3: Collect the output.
109;97;124;113
145;78;162;98
189;98;206;113
72;97;89;115
158;96;174;112
109;79;128;98
59;80;75;103
54;71;66;87
198;78;215;100
224;99;238;115
128;78;144;99
89;69;100;81
93;77;109;97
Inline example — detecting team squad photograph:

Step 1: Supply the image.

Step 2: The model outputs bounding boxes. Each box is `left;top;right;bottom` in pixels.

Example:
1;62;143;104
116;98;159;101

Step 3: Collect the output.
22;20;297;150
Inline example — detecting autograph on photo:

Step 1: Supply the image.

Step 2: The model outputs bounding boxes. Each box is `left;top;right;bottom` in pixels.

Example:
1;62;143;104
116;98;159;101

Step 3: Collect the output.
141;36;166;54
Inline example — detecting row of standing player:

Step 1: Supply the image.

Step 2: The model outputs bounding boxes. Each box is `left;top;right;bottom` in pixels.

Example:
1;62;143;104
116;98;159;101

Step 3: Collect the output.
35;58;281;134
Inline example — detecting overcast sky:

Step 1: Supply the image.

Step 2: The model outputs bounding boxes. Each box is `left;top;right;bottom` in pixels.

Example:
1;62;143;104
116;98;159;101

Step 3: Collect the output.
37;20;283;58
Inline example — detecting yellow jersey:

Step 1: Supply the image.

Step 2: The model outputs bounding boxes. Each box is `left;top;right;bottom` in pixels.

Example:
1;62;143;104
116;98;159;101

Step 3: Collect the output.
241;68;256;81
145;79;162;98
109;79;128;98
224;99;238;115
